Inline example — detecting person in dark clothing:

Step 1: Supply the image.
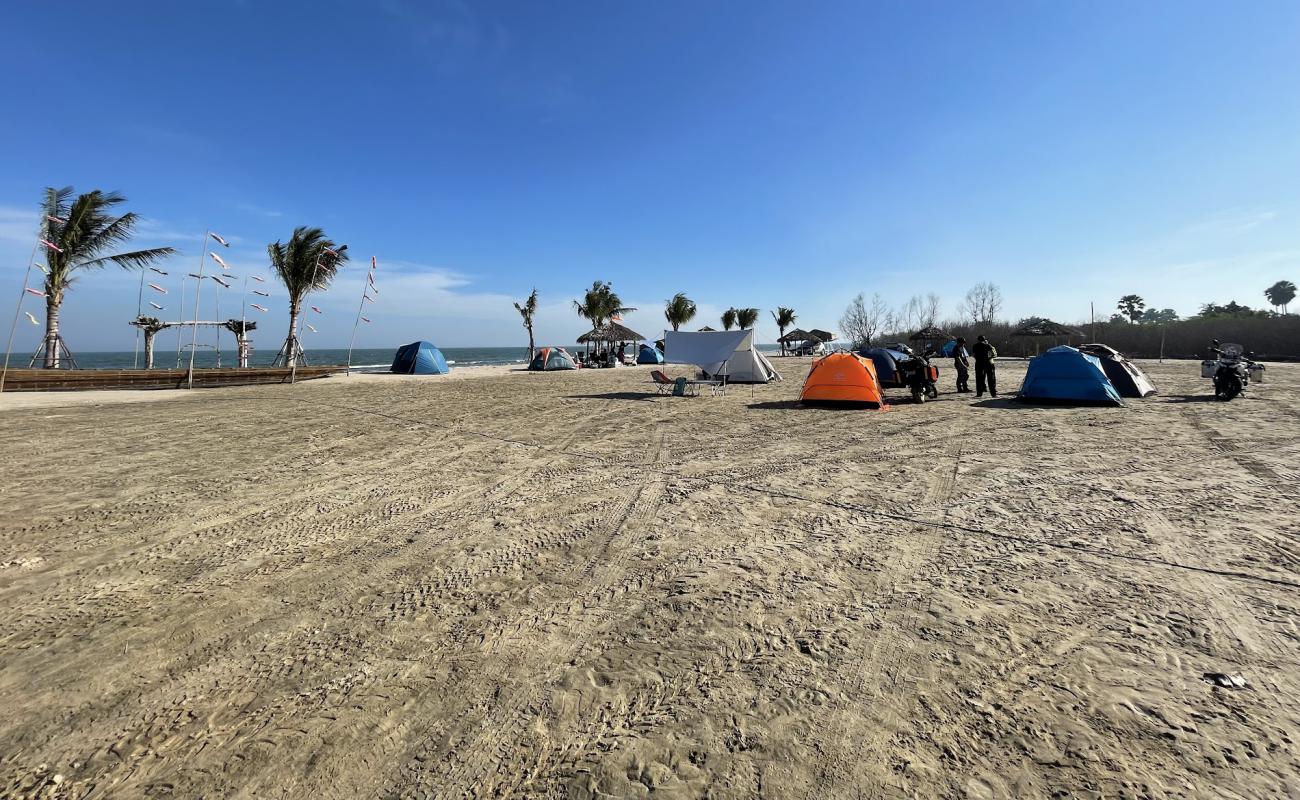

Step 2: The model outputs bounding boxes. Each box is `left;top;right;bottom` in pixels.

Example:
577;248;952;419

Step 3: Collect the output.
952;337;971;393
972;335;998;397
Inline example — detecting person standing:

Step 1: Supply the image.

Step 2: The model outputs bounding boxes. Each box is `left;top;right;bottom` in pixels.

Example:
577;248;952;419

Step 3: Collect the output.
973;335;998;397
952;337;971;393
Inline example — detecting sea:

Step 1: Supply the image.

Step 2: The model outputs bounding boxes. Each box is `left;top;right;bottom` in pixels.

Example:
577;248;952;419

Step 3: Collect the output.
55;344;783;372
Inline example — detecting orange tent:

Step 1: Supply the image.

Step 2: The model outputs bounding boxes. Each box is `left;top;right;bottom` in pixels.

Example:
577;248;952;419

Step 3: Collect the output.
799;352;888;407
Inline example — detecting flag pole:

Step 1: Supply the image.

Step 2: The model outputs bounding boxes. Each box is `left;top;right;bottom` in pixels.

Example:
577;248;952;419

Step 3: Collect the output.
346;256;376;375
0;238;42;393
186;232;211;388
133;270;145;369
239;272;249;368
174;267;188;367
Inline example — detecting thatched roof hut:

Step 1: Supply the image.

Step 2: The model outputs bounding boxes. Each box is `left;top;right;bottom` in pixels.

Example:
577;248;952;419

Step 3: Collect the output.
808;329;835;343
777;328;811;343
577;321;646;344
909;325;951;341
1013;319;1082;337
697;325;717;332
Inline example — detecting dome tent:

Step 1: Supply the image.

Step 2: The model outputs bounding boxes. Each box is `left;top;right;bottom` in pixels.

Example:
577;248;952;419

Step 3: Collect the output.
391;341;450;374
528;347;577;371
636;343;665;364
799;352;887;407
1017;346;1123;406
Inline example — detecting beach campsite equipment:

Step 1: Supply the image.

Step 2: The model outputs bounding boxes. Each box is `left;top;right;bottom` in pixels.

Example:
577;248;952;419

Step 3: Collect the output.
1017;346;1123;405
663;329;779;384
799;352;887;407
390;341;450;374
528;346;577;371
1078;344;1157;397
861;344;939;401
636;343;665;365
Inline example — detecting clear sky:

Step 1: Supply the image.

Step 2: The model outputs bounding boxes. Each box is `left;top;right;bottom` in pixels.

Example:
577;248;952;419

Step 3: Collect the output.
2;0;1298;352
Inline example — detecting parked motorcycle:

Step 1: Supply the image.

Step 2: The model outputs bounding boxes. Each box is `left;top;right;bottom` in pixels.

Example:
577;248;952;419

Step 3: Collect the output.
891;343;940;403
1202;342;1263;401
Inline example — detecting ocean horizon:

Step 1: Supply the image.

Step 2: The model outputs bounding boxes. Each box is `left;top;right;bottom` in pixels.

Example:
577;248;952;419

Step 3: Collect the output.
29;343;785;372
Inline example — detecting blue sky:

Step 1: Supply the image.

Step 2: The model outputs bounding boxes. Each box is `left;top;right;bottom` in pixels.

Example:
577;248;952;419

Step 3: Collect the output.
2;0;1299;352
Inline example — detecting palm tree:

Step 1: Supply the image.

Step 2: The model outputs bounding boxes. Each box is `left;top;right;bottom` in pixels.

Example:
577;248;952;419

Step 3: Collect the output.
35;187;176;367
514;288;539;359
664;292;697;331
129;315;170;369
1265;280;1296;314
721;307;738;331
573;281;635;329
268;226;349;366
1117;294;1145;323
771;307;796;354
736;307;760;329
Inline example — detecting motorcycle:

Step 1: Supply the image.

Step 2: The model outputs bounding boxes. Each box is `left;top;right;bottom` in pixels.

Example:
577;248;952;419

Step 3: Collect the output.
889;343;940;404
1202;343;1262;401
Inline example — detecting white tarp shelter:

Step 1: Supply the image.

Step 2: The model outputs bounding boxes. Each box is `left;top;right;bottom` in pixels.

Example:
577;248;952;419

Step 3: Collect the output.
663;329;782;384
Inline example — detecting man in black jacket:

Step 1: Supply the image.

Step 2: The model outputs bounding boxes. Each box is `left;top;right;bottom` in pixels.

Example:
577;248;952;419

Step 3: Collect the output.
952;337;971;393
973;335;998;397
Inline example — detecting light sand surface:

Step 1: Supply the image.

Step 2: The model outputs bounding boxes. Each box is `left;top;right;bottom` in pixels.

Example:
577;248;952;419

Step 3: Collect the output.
1;359;1297;798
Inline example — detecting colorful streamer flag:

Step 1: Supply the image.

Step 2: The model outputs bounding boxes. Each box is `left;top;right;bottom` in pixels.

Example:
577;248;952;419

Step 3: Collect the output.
39;239;62;253
306;324;318;333
188;273;204;279
251;275;265;283
360;316;371;324
371;256;377;270
24;312;39;326
148;283;167;293
149;302;165;310
368;272;378;291
253;290;270;297
210;252;229;269
36;264;48;275
24;288;46;297
211;277;232;289
46;215;65;224
250;304;268;312
149;267;169;275
209;232;230;247
363;293;374;303
310;306;322;314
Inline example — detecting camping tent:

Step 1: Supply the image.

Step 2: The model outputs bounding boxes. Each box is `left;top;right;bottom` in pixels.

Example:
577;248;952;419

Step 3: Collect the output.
1017;346;1123;405
528;347;577;371
1078;344;1157;397
799;353;886;407
636;343;664;365
663;329;781;384
391;341;450;374
860;347;914;385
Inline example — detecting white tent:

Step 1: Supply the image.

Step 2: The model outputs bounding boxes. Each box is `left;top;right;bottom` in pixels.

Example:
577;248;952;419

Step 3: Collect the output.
663;329;782;384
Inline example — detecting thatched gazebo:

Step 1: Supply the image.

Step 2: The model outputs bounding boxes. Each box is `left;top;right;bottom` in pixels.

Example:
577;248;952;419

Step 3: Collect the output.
697;325;717;332
808;329;835;343
577;321;646;363
909;325;951;354
1012;318;1083;355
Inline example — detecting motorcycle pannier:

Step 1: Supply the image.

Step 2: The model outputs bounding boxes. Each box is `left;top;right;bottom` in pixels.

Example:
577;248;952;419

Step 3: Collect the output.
1249;363;1265;382
1201;360;1218;378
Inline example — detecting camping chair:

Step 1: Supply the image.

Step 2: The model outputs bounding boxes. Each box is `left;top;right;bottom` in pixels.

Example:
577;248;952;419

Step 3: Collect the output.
649;370;675;395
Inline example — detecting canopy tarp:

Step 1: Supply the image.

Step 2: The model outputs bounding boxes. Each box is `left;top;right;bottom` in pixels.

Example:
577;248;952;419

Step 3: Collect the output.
664;329;752;375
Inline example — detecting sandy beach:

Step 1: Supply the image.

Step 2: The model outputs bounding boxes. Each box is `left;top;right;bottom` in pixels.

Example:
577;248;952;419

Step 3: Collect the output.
1;358;1297;798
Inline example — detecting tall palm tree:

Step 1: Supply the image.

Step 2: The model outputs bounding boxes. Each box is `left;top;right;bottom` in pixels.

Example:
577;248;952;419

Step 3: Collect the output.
573;280;635;329
35;187;176;367
268;226;349;366
664;292;697;331
771;306;796;353
721;307;738;331
1265;280;1296;314
1117;294;1145;324
514;288;539;359
736;307;760;329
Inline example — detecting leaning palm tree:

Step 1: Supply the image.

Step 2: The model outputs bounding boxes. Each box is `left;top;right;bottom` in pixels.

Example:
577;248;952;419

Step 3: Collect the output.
36;187;176;367
1264;280;1296;314
268;226;348;366
772;306;796;354
736;307;760;330
514;288;539;359
664;292;697;331
721;307;738;331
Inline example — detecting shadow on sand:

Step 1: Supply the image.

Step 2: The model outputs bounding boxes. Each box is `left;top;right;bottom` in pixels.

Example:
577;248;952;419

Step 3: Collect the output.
564;391;661;402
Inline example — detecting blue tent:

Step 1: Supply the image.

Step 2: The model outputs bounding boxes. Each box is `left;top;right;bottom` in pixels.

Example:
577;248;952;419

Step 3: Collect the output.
636;344;665;365
939;339;957;358
528;347;577;371
860;347;913;384
1018;346;1123;405
391;341;450;374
